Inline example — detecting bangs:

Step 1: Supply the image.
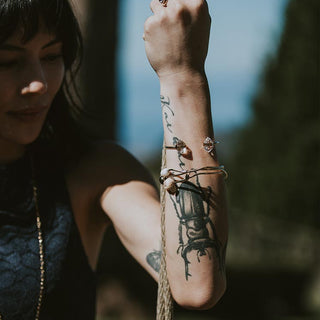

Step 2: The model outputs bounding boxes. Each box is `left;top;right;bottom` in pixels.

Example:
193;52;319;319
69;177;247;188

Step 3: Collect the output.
0;0;64;43
0;0;82;69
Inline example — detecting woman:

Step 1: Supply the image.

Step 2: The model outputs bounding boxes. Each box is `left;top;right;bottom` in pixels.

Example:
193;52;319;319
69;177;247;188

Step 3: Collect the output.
0;0;228;319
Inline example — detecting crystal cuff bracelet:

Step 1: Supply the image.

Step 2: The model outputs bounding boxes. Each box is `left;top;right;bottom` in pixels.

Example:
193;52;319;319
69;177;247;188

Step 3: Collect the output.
203;137;220;154
165;138;191;157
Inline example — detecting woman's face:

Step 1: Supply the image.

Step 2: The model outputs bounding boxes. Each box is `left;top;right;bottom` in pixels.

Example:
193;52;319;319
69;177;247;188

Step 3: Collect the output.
0;25;65;148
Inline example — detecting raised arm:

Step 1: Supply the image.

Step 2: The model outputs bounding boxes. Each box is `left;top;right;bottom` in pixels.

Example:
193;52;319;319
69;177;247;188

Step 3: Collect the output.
99;0;227;311
144;0;228;309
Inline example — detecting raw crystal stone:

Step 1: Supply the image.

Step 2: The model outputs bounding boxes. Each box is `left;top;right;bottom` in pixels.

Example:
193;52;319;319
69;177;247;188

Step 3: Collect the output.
203;137;218;153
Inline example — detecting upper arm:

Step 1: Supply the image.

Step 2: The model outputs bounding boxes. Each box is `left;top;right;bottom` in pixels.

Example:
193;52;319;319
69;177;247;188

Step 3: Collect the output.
101;178;161;280
89;142;162;280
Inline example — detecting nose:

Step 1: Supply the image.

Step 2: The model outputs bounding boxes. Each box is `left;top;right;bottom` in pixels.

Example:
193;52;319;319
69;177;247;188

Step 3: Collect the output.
21;81;48;95
20;60;48;95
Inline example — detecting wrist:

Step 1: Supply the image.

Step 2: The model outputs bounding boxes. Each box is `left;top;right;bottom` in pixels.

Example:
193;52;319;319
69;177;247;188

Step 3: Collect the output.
159;69;209;104
159;68;207;88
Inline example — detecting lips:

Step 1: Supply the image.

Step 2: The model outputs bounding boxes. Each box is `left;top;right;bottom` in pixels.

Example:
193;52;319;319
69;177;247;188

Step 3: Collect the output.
7;105;49;122
8;105;48;115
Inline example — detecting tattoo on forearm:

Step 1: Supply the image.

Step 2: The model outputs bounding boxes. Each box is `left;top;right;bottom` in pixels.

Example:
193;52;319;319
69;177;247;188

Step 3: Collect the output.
161;95;174;133
173;136;186;170
146;250;162;273
170;175;225;280
160;96;226;280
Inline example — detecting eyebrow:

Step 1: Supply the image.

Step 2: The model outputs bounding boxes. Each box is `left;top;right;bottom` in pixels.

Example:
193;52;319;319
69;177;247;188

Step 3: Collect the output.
0;39;62;52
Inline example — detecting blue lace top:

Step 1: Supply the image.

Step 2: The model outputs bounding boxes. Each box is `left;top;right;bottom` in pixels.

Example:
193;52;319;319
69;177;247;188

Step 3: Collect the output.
0;150;96;320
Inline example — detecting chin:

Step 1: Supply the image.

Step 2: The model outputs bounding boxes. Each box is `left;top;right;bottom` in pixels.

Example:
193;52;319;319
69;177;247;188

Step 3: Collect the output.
2;124;45;147
3;106;51;145
20;127;46;145
0;112;51;160
20;134;42;146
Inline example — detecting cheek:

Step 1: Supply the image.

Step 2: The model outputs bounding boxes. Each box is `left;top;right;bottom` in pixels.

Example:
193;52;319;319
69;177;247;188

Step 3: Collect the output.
0;75;17;110
47;64;65;98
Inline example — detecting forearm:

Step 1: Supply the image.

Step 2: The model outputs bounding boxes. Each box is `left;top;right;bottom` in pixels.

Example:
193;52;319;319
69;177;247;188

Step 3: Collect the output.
161;71;214;164
143;0;227;308
160;71;228;308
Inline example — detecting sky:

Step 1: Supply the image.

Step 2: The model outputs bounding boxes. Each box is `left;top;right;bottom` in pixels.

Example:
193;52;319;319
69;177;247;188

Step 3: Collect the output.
117;0;289;161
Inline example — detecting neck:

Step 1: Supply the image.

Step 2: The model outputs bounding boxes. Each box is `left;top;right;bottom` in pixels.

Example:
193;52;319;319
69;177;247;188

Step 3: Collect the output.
0;140;26;165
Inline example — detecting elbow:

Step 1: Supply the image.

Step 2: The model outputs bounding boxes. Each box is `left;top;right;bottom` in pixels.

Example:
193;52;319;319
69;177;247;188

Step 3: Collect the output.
172;279;227;310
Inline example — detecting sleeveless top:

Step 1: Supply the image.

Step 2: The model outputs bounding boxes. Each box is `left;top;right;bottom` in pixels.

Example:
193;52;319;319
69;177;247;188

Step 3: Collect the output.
0;149;96;320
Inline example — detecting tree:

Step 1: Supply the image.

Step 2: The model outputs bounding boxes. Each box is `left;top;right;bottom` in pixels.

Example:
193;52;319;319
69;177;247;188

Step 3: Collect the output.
228;0;320;314
229;0;320;227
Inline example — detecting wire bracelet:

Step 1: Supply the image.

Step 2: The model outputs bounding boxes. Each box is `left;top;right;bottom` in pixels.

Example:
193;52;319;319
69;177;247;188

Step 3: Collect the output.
159;165;228;195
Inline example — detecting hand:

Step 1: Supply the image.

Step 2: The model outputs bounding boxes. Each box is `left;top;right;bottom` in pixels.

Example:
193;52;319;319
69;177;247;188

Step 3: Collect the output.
144;0;211;80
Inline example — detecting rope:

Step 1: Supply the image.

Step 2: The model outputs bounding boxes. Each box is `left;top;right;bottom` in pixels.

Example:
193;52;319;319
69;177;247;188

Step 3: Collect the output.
156;142;174;320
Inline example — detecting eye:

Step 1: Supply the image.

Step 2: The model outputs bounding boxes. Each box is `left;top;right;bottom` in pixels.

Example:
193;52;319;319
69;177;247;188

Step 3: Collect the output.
0;60;18;68
42;54;63;63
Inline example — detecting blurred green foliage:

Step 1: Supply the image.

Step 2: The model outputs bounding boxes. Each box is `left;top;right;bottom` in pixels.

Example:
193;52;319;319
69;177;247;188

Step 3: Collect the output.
228;0;320;227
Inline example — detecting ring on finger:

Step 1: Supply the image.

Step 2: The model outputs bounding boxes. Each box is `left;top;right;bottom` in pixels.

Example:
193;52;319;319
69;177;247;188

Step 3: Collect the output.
159;0;168;7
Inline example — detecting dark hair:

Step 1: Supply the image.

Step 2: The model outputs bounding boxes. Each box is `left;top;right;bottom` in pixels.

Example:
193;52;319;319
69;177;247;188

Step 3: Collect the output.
0;0;93;167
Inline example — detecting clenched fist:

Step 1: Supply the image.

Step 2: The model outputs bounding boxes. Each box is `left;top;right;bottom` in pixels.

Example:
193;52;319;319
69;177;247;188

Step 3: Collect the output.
144;0;211;80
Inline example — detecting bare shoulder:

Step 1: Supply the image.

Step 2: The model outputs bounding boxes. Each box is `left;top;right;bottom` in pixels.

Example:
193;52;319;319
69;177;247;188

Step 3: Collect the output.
66;140;157;205
64;140;158;269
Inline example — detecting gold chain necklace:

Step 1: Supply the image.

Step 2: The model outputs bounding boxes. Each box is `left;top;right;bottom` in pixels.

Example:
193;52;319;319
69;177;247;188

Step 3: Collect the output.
0;167;45;320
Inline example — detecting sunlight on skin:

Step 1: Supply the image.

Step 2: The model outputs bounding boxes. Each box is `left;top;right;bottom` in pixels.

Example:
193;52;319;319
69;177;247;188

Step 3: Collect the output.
0;26;64;164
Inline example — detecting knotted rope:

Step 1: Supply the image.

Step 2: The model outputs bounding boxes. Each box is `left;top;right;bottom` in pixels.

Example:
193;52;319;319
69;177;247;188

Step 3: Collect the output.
156;143;174;320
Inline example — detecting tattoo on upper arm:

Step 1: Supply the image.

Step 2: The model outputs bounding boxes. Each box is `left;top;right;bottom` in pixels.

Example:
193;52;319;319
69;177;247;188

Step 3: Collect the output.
146;250;162;273
170;175;226;280
161;95;174;134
